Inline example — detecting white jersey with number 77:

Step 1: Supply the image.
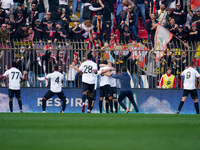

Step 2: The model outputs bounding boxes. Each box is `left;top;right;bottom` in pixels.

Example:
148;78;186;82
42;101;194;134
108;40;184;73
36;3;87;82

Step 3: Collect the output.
181;67;200;90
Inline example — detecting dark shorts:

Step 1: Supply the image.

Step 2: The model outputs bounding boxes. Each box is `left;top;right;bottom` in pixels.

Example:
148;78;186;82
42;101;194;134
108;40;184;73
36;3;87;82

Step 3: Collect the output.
100;85;112;98
111;87;117;99
82;82;95;93
93;90;96;100
9;89;20;99
183;89;198;99
44;90;66;100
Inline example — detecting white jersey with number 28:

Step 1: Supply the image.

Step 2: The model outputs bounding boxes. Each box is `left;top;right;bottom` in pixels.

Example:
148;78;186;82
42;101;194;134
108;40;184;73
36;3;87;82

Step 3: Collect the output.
79;60;97;84
3;67;22;90
46;71;64;93
181;67;200;90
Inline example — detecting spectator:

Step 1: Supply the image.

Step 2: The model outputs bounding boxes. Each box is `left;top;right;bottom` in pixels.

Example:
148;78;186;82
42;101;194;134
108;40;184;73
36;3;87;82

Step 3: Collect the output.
119;22;134;43
116;0;123;28
0;7;6;25
0;23;10;42
135;0;147;26
13;23;29;40
36;0;46;21
82;0;103;22
169;2;186;25
79;20;94;39
51;6;62;22
58;0;70;16
33;19;43;41
119;6;128;22
174;25;186;45
0;0;14;16
110;48;132;73
11;3;25;22
43;20;57;42
60;7;71;32
71;0;79;19
80;0;87;23
14;11;26;30
55;21;68;41
127;55;144;88
69;22;85;41
43;46;56;74
156;4;169;26
146;13;157;44
27;2;38;28
41;12;54;29
6;21;15;40
48;0;59;13
187;3;200;31
188;23;200;48
159;67;176;89
146;51;160;88
127;5;139;43
93;12;105;41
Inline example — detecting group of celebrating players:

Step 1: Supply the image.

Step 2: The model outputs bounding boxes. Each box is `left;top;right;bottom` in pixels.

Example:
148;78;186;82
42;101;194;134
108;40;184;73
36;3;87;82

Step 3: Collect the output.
0;52;200;114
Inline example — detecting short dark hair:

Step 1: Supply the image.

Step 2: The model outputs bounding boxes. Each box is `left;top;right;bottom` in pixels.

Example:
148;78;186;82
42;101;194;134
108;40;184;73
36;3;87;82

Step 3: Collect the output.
87;53;93;60
53;64;59;71
121;66;127;72
12;61;16;67
102;60;108;64
87;0;92;3
190;61;195;67
166;67;172;71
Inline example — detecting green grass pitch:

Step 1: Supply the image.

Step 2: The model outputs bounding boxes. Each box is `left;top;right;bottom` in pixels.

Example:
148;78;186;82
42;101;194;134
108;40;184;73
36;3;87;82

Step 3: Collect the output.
0;113;200;150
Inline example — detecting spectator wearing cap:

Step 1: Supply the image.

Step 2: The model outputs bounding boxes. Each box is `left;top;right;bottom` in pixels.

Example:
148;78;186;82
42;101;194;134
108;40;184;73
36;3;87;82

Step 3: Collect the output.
69;22;85;41
35;0;46;21
41;12;54;29
13;23;29;40
82;0;103;22
0;0;14;16
51;6;62;22
27;3;38;28
187;3;200;31
93;36;102;49
188;23;200;47
13;0;24;10
14;11;26;30
0;23;10;42
174;25;186;44
0;7;6;25
55;21;68;41
169;2;186;25
119;22;134;44
33;19;43;41
4;16;10;24
11;3;26;22
43;20;57;42
93;12;105;41
146;13;158;44
109;33;119;44
6;21;15;40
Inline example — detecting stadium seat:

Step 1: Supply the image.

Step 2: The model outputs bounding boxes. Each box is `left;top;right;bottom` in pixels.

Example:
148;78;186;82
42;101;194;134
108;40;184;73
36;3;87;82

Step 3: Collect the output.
138;29;148;40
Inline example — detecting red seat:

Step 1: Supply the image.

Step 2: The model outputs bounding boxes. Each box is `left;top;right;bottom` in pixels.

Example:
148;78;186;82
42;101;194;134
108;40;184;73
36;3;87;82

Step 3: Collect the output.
138;29;148;40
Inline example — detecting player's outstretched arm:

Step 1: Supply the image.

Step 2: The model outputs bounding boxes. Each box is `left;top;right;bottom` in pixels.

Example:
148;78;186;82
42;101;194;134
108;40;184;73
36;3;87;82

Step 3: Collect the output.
101;68;116;74
70;64;79;71
37;77;46;81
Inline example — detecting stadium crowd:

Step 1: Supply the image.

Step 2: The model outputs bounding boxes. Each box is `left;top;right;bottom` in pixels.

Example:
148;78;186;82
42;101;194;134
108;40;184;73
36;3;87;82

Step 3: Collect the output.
0;0;200;89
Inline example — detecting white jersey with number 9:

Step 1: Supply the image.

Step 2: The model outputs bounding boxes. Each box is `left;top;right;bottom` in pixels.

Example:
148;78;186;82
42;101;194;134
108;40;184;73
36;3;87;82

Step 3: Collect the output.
181;67;200;90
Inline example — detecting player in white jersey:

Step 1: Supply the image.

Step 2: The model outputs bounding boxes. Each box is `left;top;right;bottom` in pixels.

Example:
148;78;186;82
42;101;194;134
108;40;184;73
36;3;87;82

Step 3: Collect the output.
98;60;115;113
0;61;25;113
37;64;67;113
78;53;97;113
176;61;200;114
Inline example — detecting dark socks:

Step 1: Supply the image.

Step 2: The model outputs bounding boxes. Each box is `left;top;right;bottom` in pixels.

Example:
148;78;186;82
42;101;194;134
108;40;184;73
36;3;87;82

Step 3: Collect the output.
82;94;87;103
99;101;103;113
106;101;109;113
9;101;13;112
109;100;113;113
195;102;199;114
62;100;66;112
178;101;184;112
18;100;22;110
114;101;118;113
88;97;93;111
42;99;46;111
